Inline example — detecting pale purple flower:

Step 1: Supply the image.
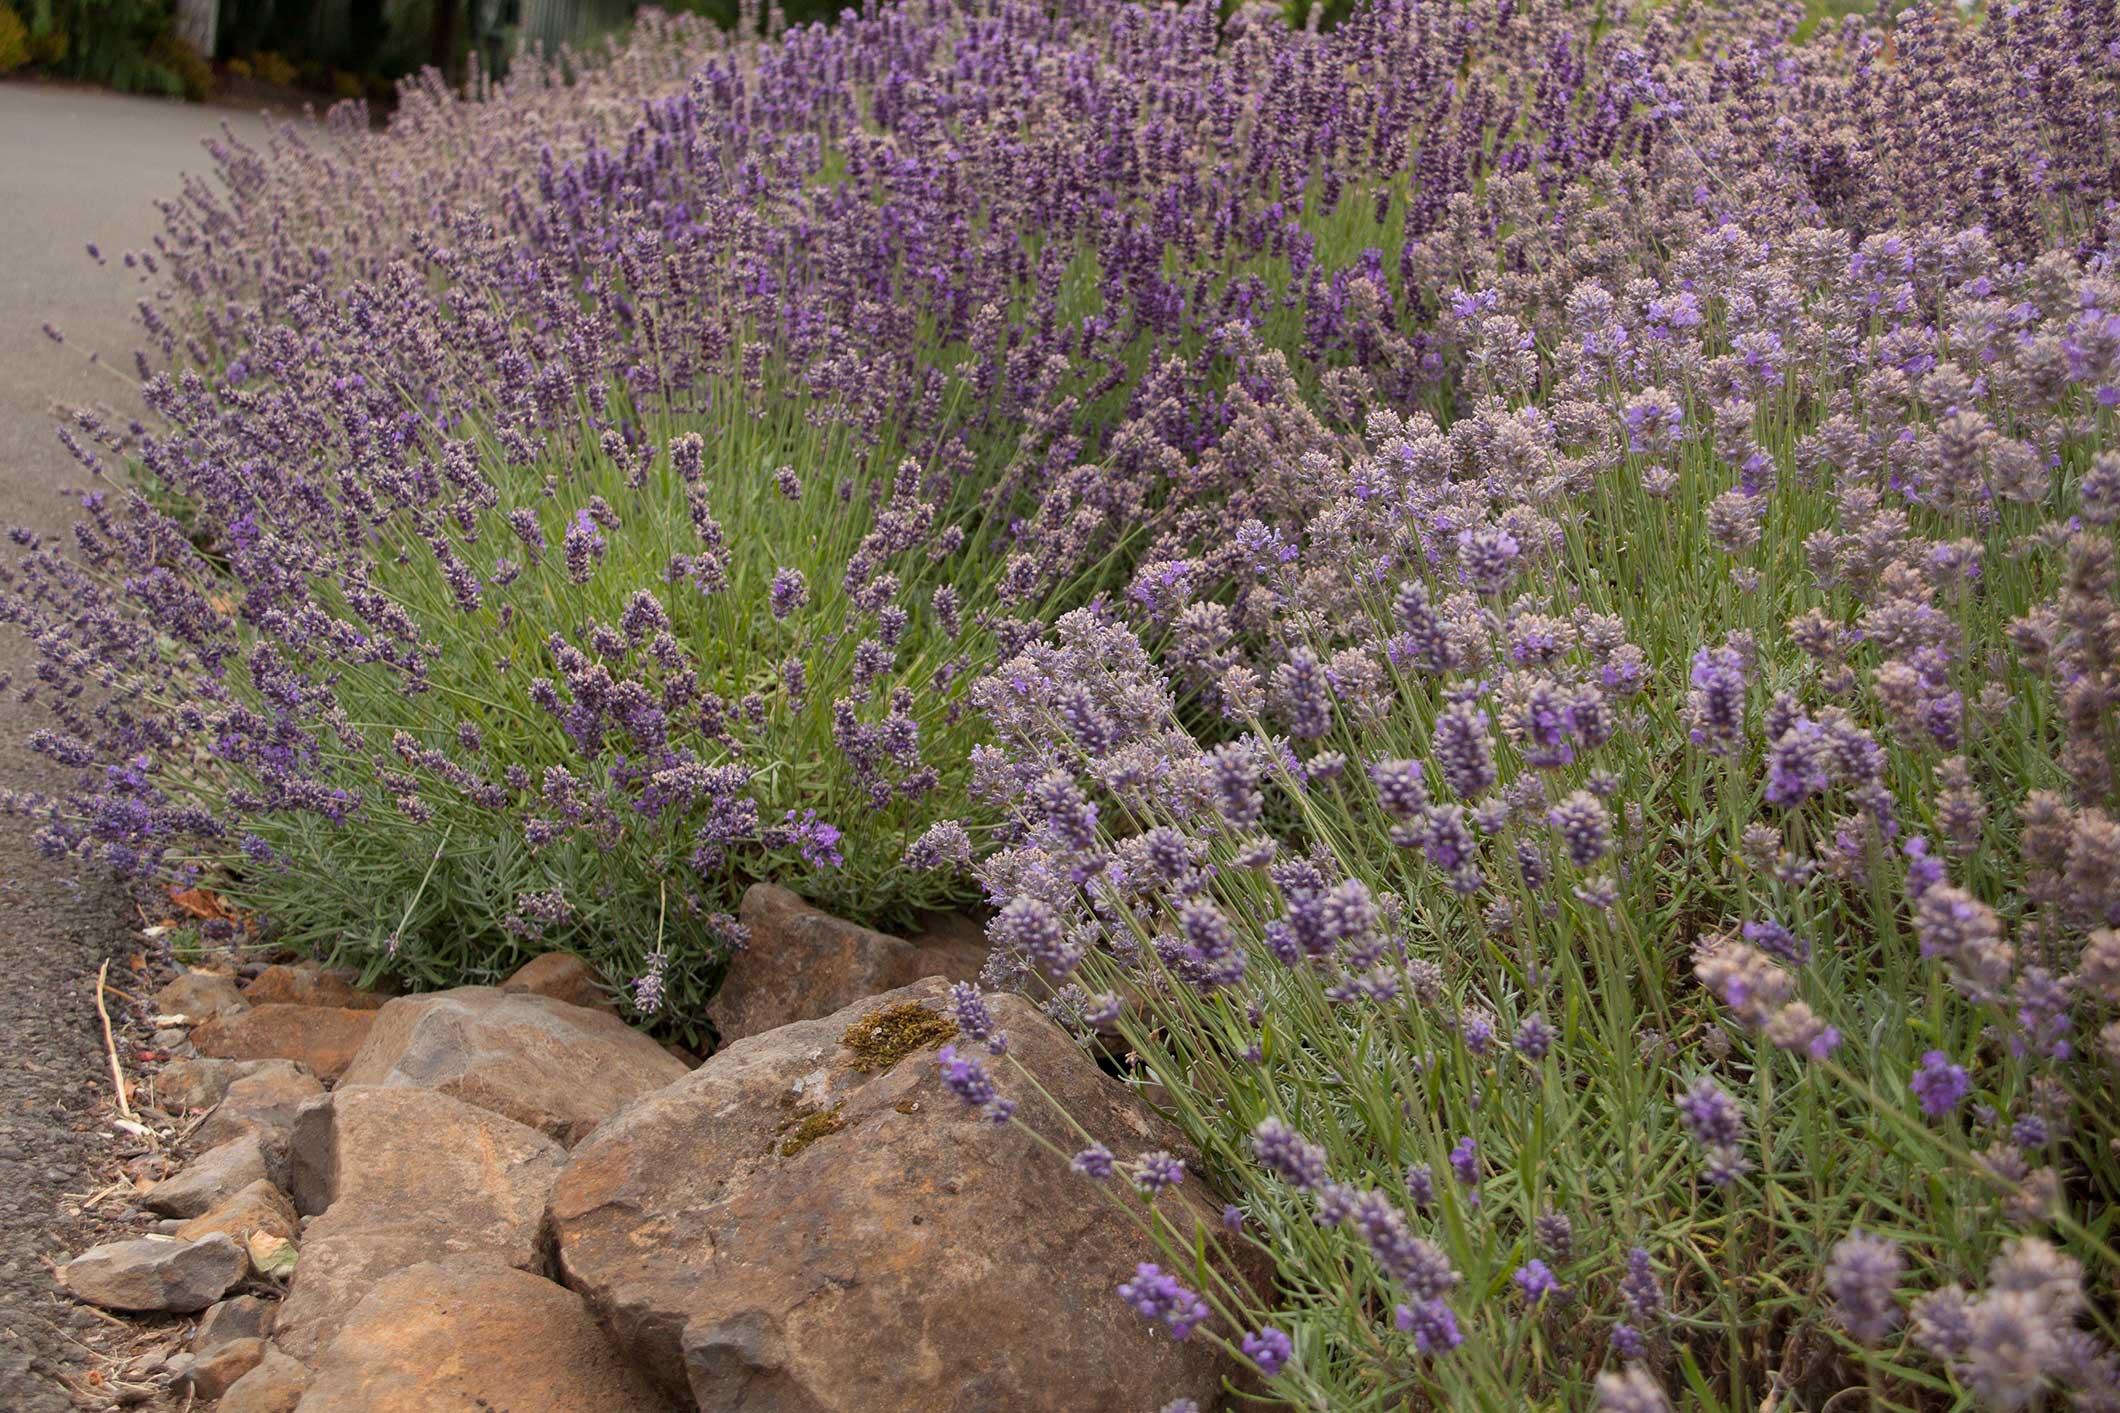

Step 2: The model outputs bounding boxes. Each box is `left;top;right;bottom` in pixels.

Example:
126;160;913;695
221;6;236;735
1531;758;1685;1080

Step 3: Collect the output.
1117;1264;1209;1340
1241;1326;1294;1375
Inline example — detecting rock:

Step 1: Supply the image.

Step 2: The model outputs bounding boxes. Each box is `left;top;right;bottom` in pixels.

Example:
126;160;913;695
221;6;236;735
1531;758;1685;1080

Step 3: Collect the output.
705;884;987;1044
217;1346;310;1413
242;962;387;1011
196;1061;324;1178
155;971;251;1023
143;1136;270;1218
500;951;615;1013
549;977;1244;1410
193;1294;276;1351
906;905;992;956
337;987;687;1147
58;1234;246;1313
296;1262;675;1412
192;1005;377;1082
275;1088;564;1359
180;1336;266;1400
154;1057;238;1111
178;1180;299;1263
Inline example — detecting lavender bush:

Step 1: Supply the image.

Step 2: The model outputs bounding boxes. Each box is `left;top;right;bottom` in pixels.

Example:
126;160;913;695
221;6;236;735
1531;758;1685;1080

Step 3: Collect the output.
7;0;1774;1017
9;0;2120;1403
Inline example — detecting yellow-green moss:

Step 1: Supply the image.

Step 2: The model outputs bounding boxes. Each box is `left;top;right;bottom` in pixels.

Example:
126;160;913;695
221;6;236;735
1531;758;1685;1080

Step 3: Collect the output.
776;1105;846;1157
840;1002;957;1073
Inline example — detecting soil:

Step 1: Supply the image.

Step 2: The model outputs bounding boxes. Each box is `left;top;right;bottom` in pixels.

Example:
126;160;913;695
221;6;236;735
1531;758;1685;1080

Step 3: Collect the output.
0;83;271;1407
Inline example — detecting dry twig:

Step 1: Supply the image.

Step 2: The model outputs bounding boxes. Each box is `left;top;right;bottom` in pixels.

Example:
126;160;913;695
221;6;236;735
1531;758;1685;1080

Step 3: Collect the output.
93;960;133;1120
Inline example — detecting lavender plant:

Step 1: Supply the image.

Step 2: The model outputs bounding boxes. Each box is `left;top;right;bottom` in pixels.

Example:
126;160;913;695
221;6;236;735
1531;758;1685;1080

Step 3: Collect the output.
9;0;2120;1402
911;7;2120;1399
10;0;1798;1019
944;214;2120;1399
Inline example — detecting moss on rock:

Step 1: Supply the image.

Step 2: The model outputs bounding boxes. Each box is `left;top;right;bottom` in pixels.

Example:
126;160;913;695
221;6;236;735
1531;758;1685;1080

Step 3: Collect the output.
776;1106;847;1157
840;1002;957;1074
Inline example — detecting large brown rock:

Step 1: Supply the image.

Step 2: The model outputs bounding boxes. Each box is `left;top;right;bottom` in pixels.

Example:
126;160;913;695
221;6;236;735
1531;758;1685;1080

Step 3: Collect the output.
195;1061;324;1179
178;1179;299;1257
337;987;687;1147
155;1057;239;1112
58;1234;246;1313
275;1088;565;1359
549;977;1244;1411
179;1336;267;1400
193;1294;276;1351
192;1005;376;1082
243;961;388;1010
217;1346;310;1413
705;884;988;1044
156;970;251;1023
144;1135;270;1218
295;1261;676;1412
500;951;615;1013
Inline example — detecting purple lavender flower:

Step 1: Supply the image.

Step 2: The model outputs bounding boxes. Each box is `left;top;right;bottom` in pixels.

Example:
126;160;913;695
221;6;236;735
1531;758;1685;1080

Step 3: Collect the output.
1117;1264;1209;1341
1677;1078;1745;1146
989;894;1078;980
1911;1051;1972;1119
1535;1211;1573;1263
903;820;973;872
1619;1247;1664;1323
1825;1232;1904;1343
1030;770;1100;853
1252;1117;1329;1190
1430;700;1497;799
776;809;844;868
1070;1144;1116;1180
1686;646;1749;756
1515;1259;1564;1306
1209;742;1264;827
1394;1298;1463;1355
1241;1327;1294;1375
1133;1150;1187;1194
563;508;605;585
630;948;668;1017
768;567;809;620
1743;916;1811;965
1448;1137;1480;1194
935;1045;1014;1125
949;982;1005;1056
1548;791;1613;867
1370;758;1429;820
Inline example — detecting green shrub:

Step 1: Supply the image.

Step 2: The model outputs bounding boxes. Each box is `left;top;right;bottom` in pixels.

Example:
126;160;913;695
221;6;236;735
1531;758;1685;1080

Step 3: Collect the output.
0;4;29;72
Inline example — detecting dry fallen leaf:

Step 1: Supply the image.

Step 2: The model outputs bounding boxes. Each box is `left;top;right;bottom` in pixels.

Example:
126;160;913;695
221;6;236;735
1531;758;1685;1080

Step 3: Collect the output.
248;1230;298;1278
169;886;237;921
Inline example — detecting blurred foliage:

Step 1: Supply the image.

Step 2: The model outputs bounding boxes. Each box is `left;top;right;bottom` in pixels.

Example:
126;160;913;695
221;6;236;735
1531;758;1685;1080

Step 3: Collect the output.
656;0;863;26
9;0;211;97
0;4;27;71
